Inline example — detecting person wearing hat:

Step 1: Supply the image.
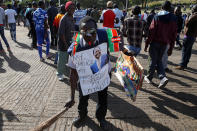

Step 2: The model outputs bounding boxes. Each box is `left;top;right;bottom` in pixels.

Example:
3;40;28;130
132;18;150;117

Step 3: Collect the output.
100;1;116;28
144;1;177;88
175;5;197;70
56;1;75;81
47;0;58;47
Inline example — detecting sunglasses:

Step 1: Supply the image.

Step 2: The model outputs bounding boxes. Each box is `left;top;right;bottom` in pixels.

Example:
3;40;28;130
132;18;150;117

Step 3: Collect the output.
81;28;96;36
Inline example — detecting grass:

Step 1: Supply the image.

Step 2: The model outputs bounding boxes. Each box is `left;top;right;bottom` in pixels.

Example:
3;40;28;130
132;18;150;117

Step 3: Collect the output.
147;0;196;8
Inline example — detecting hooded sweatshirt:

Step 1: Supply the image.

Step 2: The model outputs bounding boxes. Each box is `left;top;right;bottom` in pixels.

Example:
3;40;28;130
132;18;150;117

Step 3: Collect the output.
145;10;177;51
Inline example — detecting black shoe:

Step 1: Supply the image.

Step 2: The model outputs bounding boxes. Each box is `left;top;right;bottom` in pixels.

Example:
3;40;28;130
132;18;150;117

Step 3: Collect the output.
99;119;108;131
165;68;172;73
72;116;87;127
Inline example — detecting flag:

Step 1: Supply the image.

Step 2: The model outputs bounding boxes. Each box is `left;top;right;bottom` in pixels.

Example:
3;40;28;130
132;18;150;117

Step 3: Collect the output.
72;32;80;55
106;28;120;52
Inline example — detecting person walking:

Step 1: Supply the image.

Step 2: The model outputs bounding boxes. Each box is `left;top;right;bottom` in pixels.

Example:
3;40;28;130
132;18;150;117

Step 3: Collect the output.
100;1;116;28
90;6;100;23
5;4;17;42
33;1;50;61
122;6;146;56
56;1;75;80
0;3;10;52
65;16;111;131
144;1;177;88
26;1;37;48
73;2;87;31
53;4;66;64
175;5;197;70
174;6;184;50
113;4;124;29
47;0;58;47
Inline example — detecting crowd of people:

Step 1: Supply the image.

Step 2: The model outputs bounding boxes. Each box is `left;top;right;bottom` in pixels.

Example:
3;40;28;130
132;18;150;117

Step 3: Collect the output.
0;0;197;130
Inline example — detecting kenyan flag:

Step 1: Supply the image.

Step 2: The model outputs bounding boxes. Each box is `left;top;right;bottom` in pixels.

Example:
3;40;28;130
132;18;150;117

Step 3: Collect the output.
106;28;120;52
72;32;80;55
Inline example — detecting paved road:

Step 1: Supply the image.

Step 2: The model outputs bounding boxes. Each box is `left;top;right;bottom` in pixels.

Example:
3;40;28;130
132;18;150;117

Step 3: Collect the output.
0;25;197;131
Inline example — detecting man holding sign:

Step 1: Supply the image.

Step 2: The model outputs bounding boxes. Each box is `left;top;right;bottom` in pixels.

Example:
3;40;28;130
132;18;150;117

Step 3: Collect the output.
65;16;111;130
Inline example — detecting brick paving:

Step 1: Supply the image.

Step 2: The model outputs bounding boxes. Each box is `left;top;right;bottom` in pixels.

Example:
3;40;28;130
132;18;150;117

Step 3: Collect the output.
0;25;197;131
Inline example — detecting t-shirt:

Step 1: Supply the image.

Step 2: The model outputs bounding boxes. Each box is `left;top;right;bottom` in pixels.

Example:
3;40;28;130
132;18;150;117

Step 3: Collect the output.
58;13;75;51
33;8;48;30
73;9;87;25
113;8;124;28
100;9;116;28
0;7;5;25
47;6;58;26
53;13;64;29
5;9;17;23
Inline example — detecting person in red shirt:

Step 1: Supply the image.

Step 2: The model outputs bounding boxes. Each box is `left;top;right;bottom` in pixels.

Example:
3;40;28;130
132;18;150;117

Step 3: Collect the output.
99;1;116;28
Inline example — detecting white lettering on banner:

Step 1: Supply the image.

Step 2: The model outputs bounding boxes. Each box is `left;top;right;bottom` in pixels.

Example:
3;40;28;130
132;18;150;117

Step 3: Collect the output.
72;43;110;96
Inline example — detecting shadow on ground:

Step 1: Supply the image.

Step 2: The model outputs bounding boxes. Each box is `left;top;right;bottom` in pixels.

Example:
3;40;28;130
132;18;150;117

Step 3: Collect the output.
0;107;19;131
140;88;197;120
0;57;6;73
88;82;172;131
15;41;33;50
1;52;30;73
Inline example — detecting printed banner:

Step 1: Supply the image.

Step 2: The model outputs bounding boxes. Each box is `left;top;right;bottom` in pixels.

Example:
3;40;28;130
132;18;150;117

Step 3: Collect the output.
114;52;144;101
71;43;110;96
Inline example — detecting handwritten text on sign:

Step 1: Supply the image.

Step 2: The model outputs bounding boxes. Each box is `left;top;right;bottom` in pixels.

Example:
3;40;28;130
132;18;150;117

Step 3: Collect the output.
72;43;110;96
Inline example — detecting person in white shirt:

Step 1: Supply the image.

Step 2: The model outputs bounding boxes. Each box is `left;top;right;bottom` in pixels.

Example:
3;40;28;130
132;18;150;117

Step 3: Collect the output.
5;4;17;41
113;4;124;28
0;4;10;52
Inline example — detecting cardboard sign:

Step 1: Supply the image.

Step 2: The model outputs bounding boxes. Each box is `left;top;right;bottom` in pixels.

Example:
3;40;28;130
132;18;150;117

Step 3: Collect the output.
114;52;144;101
70;43;110;96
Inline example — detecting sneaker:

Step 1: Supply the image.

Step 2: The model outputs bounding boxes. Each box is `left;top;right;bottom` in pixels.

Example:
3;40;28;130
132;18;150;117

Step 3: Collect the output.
175;65;185;70
0;49;5;54
72;116;87;127
99;119;108;131
40;58;45;62
165;68;172;73
144;76;152;84
46;54;52;59
7;47;11;52
158;77;168;88
58;74;64;81
174;44;179;48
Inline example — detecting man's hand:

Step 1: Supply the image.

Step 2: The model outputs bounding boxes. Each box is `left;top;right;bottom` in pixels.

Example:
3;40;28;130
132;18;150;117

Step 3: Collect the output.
64;99;75;108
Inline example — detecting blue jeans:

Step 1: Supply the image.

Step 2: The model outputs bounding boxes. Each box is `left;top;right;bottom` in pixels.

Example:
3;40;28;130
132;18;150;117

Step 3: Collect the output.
124;45;141;56
36;29;50;58
176;34;182;47
0;26;9;50
9;23;16;40
147;42;167;80
180;36;196;67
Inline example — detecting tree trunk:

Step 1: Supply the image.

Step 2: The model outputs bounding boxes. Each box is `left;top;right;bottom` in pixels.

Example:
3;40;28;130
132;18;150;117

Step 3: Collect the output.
144;0;148;9
141;0;144;9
